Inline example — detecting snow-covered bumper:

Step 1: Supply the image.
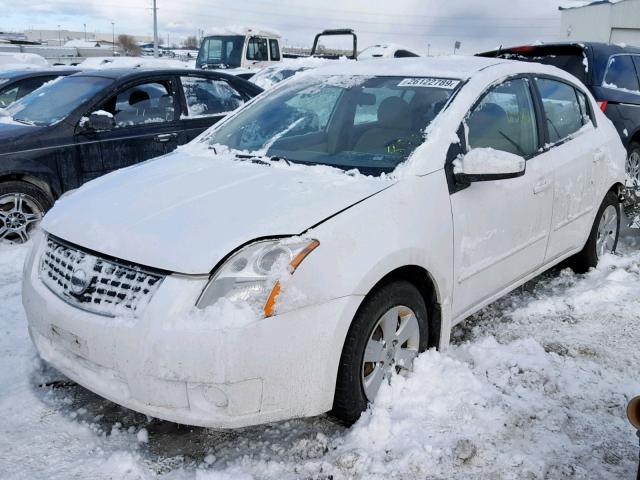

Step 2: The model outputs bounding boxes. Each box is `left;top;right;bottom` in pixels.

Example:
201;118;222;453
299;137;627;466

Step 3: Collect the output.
22;234;362;429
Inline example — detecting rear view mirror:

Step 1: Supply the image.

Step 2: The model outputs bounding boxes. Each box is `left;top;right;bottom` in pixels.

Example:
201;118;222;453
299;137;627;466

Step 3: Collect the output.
82;111;115;132
454;148;525;183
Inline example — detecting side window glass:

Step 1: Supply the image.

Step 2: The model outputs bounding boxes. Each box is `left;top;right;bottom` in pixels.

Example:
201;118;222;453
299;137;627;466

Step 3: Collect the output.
466;78;538;157
101;81;175;128
575;89;593;126
603;55;640;93
181;76;244;117
536;78;584;143
269;39;280;61
0;85;19;108
247;37;268;61
354;88;416;125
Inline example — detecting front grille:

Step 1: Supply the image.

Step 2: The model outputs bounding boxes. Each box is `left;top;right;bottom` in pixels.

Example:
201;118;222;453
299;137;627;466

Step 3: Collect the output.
39;236;164;317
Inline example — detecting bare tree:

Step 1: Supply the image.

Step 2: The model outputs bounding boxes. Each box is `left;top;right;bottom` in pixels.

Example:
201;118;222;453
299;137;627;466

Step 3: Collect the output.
183;35;199;50
117;34;141;56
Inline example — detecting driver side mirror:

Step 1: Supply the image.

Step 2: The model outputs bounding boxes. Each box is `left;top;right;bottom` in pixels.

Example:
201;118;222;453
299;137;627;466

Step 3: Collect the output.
80;111;115;132
454;148;526;183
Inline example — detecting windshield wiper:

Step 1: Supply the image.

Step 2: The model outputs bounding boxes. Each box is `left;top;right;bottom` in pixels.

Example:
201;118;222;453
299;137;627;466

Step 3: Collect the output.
233;153;292;166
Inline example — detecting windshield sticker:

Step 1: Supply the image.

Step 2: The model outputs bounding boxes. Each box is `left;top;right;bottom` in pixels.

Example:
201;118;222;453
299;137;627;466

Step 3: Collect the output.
398;78;460;89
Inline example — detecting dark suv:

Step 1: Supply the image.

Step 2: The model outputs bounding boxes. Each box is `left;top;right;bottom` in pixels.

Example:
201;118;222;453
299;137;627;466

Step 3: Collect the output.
0;68;262;243
478;43;640;218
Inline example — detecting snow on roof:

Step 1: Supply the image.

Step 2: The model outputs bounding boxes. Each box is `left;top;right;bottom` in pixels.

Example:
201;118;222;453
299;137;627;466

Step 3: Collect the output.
204;26;281;38
358;44;420;59
302;56;509;80
64;39;103;48
0;52;48;68
559;0;627;10
79;56;195;70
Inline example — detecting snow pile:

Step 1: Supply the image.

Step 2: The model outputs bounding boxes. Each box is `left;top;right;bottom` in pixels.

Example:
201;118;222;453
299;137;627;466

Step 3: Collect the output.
2;239;640;478
80;56;195;70
0;52;48;69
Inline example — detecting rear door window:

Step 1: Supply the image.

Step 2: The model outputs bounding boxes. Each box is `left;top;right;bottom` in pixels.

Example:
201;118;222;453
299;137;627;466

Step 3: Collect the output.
247;37;268;61
466;78;539;157
603;55;640;92
181;76;245;117
535;78;585;143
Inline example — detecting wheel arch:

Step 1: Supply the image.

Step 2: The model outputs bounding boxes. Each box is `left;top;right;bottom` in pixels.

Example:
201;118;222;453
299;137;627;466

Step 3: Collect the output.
354;265;443;350
0;171;59;200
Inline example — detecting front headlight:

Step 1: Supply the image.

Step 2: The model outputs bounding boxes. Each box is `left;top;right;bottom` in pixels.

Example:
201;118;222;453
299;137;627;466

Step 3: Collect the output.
196;238;319;317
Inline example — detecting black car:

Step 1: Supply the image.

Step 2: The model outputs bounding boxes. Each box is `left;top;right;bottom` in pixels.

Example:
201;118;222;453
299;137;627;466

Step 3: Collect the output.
478;43;640;214
0;68;80;108
0;68;262;243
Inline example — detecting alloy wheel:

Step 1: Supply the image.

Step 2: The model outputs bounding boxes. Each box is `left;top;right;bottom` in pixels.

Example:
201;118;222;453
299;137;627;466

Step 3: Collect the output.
596;204;618;259
361;305;420;401
0;193;44;243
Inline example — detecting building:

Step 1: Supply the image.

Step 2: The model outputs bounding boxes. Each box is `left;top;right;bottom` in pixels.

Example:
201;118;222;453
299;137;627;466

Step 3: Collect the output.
560;0;640;45
23;29;152;47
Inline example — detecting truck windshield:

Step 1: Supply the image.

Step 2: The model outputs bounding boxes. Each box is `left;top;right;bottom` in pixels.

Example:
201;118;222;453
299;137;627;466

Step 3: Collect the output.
207;75;459;176
4;76;112;127
197;35;245;69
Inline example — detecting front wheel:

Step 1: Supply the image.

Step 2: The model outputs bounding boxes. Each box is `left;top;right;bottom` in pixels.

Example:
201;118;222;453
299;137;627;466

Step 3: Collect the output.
570;191;620;273
331;281;429;425
0;181;52;244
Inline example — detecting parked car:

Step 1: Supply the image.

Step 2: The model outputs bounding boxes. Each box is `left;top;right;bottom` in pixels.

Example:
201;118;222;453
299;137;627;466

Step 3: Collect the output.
477;43;640;219
249;57;329;89
0;68;262;243
23;57;625;429
358;44;421;60
0;68;79;108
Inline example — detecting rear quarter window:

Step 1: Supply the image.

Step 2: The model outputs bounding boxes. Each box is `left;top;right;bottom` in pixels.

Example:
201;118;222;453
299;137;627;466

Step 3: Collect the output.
603;55;640;93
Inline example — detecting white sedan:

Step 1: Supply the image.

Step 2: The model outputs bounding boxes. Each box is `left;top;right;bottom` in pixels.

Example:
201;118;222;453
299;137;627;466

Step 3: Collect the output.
22;57;625;428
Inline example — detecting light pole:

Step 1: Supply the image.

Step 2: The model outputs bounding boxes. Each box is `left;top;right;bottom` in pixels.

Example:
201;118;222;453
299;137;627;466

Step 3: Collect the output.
152;0;159;58
427;43;431;57
83;23;87;41
111;22;115;55
57;25;61;46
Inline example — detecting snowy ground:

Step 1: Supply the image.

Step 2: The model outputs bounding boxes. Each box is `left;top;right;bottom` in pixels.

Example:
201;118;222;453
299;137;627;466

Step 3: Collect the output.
2;234;640;479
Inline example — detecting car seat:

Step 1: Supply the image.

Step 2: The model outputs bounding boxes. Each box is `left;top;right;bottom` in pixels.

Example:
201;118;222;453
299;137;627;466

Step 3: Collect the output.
353;97;412;154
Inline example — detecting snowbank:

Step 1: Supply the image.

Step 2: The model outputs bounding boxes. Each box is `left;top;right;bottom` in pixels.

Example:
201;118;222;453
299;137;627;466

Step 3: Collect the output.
0;52;48;70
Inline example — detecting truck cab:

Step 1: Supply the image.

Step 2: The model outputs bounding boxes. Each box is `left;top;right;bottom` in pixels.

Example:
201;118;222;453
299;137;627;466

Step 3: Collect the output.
196;28;282;72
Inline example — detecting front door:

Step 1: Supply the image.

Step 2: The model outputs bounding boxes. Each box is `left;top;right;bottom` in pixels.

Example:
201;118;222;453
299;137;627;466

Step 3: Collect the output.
450;77;554;318
89;78;181;172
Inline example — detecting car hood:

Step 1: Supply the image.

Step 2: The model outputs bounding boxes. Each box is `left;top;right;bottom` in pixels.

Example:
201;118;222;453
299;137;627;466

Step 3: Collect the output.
43;149;392;274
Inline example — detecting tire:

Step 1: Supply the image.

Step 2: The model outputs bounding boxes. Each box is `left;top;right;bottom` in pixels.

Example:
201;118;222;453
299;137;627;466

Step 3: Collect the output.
624;141;640;225
331;280;429;425
570;190;620;274
0;180;53;244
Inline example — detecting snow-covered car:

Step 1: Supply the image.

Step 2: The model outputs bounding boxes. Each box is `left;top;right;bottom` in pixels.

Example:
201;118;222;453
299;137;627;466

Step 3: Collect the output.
23;56;626;429
249;57;330;89
0;52;49;71
358;44;420;60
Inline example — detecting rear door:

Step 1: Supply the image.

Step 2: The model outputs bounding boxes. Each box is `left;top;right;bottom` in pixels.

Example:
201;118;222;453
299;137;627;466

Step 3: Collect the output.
533;77;600;262
176;74;248;143
90;76;181;172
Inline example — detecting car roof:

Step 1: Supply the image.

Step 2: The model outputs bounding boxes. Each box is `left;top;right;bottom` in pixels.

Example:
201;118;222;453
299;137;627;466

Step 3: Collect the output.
0;68;80;80
480;42;640;57
69;68;244;81
298;56;518;79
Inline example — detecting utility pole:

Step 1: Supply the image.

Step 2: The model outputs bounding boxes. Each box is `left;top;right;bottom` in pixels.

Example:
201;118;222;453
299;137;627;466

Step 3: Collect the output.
427;43;431;57
57;25;61;46
111;21;115;55
83;23;87;41
152;0;159;58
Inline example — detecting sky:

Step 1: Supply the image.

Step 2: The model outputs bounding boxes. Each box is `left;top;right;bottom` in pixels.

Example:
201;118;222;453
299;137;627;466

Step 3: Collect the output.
0;0;589;54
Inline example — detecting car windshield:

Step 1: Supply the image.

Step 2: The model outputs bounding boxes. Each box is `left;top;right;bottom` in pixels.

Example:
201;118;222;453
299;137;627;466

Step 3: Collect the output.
4;75;112;127
197;35;245;69
207;75;459;176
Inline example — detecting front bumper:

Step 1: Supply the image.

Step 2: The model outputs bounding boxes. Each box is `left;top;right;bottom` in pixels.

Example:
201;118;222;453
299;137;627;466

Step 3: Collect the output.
22;235;362;429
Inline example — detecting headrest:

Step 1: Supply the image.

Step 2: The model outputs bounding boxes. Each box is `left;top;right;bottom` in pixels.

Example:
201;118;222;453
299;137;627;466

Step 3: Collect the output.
129;90;150;106
377;96;411;129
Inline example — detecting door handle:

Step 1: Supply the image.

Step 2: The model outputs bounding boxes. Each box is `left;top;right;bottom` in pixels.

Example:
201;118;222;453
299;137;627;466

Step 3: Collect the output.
154;133;177;143
533;179;551;194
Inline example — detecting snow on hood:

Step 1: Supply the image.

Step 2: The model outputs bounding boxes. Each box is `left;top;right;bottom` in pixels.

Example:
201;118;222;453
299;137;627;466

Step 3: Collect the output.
42;148;391;274
0;52;48;68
